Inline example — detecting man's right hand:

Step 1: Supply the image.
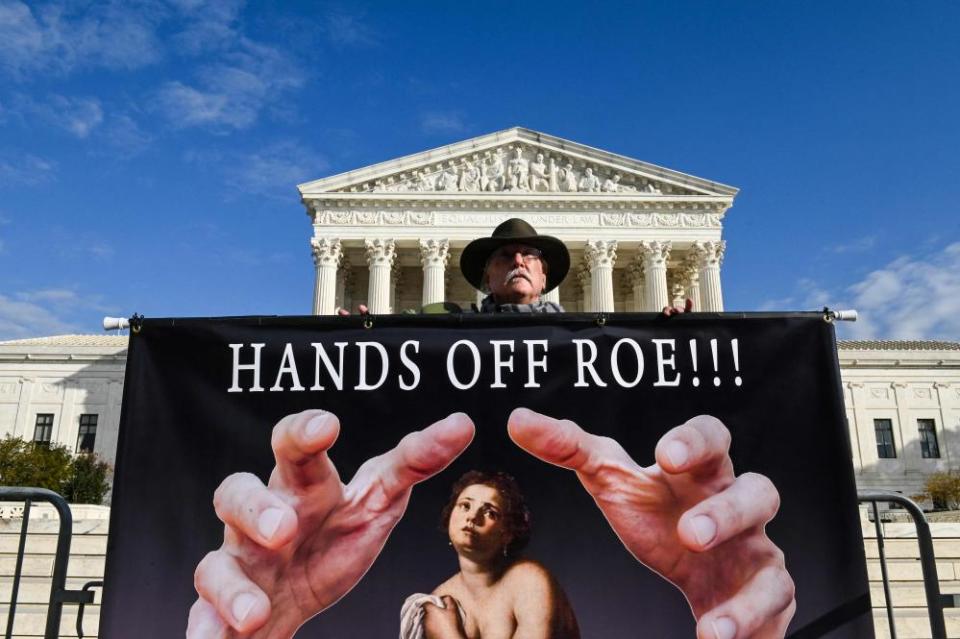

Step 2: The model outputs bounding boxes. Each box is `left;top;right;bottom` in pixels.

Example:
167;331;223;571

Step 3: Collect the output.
187;409;475;639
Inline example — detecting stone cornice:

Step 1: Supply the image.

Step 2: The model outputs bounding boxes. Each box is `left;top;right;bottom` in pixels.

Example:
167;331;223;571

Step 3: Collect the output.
309;209;727;233
304;193;733;210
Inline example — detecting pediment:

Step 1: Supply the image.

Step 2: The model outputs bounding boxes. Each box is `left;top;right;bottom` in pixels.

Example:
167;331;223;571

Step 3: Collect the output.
298;127;738;198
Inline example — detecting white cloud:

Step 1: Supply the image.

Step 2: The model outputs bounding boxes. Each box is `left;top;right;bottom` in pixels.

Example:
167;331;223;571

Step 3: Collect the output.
323;9;379;47
757;277;832;312
0;288;115;341
829;234;877;254
222;140;327;199
0;151;56;187
0;1;164;79
9;93;104;138
99;113;152;156
156;38;304;130
169;0;244;54
776;244;960;339
420;111;467;135
843;243;960;340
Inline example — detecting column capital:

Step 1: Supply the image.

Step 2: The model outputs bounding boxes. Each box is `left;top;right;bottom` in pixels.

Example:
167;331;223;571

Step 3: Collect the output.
310;237;342;267
364;239;397;267
584;240;618;269
419;238;450;268
691;240;726;267
638;240;671;267
626;259;645;286
576;263;591;288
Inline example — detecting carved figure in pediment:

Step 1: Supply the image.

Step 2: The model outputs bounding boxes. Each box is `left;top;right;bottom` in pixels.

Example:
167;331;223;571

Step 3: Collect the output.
482;150;505;191
602;174;622;192
558;162;578;192
548;157;559;191
459;162;481;191
578;167;601;192
415;169;435;192
438;162;459;191
528;152;550;192
507;146;529;191
645;181;662;194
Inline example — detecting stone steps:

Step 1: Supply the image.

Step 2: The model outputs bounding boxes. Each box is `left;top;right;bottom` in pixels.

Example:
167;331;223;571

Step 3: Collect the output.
0;603;99;638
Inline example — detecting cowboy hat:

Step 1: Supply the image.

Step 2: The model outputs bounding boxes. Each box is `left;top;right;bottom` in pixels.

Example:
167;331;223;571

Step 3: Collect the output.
459;218;570;293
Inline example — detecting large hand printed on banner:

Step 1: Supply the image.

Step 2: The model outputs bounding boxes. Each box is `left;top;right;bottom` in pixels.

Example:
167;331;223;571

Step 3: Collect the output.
508;409;795;639
189;409;794;639
187;410;475;638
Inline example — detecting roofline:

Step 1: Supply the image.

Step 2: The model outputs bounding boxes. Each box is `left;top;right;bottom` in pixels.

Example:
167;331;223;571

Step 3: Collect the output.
298;126;739;197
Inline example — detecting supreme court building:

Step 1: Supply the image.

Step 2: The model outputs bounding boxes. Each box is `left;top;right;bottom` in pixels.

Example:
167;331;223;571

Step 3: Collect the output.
299;127;729;315
1;128;958;500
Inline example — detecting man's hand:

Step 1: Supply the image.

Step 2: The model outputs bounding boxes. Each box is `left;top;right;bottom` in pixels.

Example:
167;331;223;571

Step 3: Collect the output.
337;303;369;317
663;298;694;316
508;409;794;639
187;410;475;639
422;596;467;639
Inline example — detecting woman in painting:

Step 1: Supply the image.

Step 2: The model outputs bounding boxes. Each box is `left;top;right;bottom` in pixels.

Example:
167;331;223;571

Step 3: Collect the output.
401;470;580;639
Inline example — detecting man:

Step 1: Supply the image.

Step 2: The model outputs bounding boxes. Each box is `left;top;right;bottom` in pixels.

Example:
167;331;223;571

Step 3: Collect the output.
459;218;569;313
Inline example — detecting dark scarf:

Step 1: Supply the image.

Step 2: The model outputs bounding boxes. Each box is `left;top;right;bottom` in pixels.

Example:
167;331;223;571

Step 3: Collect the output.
479;295;564;313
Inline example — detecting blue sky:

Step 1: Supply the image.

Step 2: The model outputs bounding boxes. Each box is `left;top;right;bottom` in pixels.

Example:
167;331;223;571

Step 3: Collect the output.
1;1;958;340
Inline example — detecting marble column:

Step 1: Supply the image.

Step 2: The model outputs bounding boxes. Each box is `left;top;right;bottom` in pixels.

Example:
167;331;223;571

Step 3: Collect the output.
13;378;34;440
419;239;450;306
892;382;911;471
335;257;352;312
668;272;685;309
390;260;403;313
639;241;671;312
683;254;702;312
934;383;954;466
576;264;592;312
627;260;645;311
364;239;396;314
845;382;867;471
585;240;617;312
542;286;560;305
692;240;726;312
311;237;342;315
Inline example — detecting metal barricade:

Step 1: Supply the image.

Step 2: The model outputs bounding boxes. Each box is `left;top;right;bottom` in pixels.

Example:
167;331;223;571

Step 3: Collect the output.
0;487;95;639
858;489;950;639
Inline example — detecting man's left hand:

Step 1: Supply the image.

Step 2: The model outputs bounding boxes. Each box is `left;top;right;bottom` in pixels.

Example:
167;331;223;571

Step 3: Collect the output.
663;298;694;316
507;409;795;639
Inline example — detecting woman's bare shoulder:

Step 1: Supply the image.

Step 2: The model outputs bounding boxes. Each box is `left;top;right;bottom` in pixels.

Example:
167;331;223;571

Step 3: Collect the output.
431;573;461;597
503;559;555;587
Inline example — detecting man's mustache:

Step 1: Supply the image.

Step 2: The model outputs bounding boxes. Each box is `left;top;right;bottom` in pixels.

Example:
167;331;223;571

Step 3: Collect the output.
504;268;532;285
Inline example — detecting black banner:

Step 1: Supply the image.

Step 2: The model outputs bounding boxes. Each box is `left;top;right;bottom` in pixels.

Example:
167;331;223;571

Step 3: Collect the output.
100;313;872;638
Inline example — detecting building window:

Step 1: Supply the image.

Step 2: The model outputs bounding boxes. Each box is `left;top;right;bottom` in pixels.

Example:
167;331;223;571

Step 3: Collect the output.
33;414;54;447
918;419;940;459
875;419;896;459
77;414;98;453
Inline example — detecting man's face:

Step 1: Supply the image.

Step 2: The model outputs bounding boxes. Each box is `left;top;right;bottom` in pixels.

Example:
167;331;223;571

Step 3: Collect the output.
484;243;548;305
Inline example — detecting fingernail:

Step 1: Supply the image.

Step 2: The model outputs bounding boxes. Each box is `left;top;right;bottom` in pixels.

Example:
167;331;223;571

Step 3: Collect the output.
232;592;257;624
691;514;717;547
711;616;737;639
304;414;327;439
664;441;688;468
258;507;284;540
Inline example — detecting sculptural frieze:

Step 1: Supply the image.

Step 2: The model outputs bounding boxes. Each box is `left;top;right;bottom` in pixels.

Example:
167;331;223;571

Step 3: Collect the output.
337;144;689;196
